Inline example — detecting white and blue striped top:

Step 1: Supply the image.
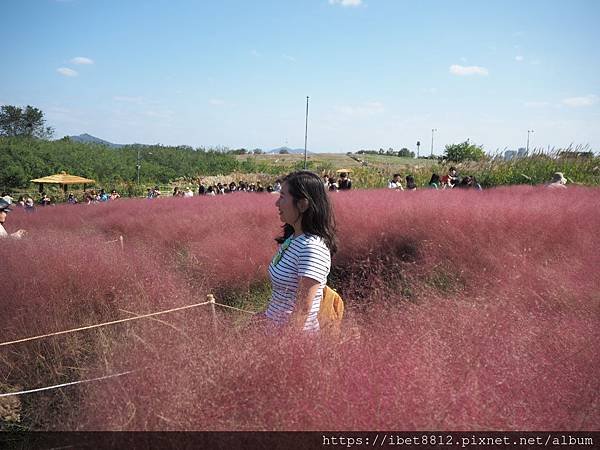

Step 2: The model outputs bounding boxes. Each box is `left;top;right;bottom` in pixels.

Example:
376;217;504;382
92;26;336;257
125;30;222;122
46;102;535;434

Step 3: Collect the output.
266;233;331;331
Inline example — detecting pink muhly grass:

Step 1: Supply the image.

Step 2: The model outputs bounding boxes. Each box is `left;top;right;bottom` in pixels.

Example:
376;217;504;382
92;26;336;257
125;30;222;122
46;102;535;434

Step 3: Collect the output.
1;186;599;430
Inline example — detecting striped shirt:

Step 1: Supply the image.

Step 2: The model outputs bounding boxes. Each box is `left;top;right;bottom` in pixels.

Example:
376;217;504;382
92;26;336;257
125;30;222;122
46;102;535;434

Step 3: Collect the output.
266;233;331;331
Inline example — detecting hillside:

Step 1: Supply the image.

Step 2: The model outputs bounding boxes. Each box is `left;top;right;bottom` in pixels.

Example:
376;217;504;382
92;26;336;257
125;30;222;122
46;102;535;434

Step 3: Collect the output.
68;133;123;148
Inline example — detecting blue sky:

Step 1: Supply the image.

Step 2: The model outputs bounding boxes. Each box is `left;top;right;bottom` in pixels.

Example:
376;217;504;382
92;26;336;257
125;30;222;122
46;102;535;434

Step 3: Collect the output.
2;0;599;153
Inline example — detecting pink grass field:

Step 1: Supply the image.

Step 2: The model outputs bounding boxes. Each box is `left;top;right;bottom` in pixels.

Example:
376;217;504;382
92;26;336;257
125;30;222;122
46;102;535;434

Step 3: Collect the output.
1;186;599;430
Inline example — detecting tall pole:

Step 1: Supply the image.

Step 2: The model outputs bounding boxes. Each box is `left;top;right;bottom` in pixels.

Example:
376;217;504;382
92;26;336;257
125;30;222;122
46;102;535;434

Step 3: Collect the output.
136;148;141;184
430;128;437;157
527;129;534;153
304;96;309;170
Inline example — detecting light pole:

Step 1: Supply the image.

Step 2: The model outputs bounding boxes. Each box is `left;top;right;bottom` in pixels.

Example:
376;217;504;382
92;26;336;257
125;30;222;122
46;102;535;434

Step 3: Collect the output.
136;149;152;184
527;129;534;153
416;141;420;158
304;96;309;170
430;128;437;157
136;148;141;184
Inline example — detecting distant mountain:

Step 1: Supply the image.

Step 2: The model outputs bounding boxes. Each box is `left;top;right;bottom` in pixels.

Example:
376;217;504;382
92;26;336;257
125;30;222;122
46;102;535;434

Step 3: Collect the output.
68;133;123;148
268;146;312;155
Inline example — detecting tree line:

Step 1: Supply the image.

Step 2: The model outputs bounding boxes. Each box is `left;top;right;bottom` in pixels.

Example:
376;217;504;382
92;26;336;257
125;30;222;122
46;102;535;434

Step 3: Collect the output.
0;136;244;189
0;105;269;190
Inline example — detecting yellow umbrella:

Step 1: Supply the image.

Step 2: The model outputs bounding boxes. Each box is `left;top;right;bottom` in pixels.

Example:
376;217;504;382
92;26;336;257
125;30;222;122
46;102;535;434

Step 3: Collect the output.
30;172;95;184
31;171;95;195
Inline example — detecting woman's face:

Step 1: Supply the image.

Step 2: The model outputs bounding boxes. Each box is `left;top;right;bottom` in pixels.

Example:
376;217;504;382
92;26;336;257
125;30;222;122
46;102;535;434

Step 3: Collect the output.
276;182;301;226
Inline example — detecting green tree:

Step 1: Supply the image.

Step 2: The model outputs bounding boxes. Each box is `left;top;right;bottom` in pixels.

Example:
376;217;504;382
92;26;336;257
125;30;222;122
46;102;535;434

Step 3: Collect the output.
0;164;29;188
0;105;54;139
398;147;414;158
444;140;486;162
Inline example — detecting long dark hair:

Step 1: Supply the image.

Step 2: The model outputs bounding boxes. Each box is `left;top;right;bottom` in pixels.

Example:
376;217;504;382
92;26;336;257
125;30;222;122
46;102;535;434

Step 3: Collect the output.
276;171;338;254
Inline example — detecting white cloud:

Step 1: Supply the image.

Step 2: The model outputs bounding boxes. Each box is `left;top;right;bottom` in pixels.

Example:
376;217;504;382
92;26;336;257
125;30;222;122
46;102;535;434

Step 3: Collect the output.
329;0;362;7
562;95;598;107
515;55;524;62
71;56;94;65
283;54;297;62
57;67;78;77
449;64;489;76
209;98;225;106
335;101;384;117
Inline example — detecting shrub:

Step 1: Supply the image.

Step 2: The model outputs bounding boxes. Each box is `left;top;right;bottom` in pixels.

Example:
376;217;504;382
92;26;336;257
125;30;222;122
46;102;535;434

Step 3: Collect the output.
1;186;598;430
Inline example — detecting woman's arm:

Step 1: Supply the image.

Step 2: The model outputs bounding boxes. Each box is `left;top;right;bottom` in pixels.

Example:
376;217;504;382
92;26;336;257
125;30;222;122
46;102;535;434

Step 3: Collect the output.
290;276;321;330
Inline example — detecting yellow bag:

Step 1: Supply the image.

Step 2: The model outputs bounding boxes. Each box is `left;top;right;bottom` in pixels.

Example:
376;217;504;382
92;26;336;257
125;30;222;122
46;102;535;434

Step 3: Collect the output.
318;285;344;332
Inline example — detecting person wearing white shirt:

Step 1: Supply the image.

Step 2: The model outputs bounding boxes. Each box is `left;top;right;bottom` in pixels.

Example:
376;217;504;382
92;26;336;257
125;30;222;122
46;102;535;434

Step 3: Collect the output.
266;171;337;331
0;199;26;239
388;173;404;190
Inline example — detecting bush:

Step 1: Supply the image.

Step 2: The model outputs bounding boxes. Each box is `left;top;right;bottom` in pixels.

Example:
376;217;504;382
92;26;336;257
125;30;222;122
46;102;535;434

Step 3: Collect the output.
1;187;598;430
444;141;486;162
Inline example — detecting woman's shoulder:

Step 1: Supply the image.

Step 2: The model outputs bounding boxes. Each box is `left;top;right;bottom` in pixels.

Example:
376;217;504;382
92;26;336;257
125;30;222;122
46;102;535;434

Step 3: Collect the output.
296;234;330;253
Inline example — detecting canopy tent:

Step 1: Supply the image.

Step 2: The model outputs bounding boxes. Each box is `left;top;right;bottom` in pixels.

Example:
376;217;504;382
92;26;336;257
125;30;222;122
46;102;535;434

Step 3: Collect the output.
31;172;95;195
335;168;353;173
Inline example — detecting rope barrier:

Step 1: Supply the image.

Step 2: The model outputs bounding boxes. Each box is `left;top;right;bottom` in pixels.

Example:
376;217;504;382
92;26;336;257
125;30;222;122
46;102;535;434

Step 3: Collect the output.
0;300;212;348
213;301;259;315
0;370;135;398
0;298;260;398
104;235;124;251
0;297;259;349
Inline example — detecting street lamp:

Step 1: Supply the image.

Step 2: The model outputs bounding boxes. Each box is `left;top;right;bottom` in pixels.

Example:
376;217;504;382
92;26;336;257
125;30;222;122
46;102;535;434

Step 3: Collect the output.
304;96;309;170
527;130;534;154
416;141;421;158
430;128;437;157
136;149;152;184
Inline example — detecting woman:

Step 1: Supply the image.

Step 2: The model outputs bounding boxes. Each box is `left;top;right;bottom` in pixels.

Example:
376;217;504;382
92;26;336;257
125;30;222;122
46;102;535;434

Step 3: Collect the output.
428;173;441;189
265;171;337;332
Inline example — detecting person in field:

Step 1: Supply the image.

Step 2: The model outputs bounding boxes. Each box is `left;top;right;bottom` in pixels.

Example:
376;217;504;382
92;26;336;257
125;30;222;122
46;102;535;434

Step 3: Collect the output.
458;175;483;190
405;175;417;191
388;173;404;190
265;171;337;332
428;173;441;189
0;198;26;239
337;172;352;190
39;192;52;206
448;166;460;187
547;172;567;189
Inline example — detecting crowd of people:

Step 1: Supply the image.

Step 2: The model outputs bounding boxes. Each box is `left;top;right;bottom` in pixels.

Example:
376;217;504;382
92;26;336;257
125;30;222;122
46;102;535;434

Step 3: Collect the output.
388;167;482;191
195;172;355;196
0;168;570;213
